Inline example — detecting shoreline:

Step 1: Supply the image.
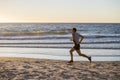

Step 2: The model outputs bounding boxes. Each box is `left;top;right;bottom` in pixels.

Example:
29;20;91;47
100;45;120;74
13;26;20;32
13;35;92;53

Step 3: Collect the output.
0;47;120;61
0;57;120;80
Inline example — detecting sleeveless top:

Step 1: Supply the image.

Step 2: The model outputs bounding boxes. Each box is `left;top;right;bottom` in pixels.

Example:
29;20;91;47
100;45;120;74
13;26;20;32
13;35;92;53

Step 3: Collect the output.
72;32;80;44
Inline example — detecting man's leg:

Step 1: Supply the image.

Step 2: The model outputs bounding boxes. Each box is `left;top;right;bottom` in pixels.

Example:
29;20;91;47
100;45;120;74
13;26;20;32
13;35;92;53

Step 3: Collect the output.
76;50;91;63
69;48;75;62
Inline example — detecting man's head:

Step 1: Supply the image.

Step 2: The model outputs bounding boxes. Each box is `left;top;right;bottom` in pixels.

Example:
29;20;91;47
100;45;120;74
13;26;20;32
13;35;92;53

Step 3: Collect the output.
72;28;77;33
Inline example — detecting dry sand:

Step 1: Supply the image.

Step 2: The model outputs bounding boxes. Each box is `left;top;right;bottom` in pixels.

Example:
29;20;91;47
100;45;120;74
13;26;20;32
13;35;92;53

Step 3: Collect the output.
0;57;120;80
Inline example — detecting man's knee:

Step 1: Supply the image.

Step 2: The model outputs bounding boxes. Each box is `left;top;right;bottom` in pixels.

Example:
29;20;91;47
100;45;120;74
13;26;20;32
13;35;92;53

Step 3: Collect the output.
78;53;85;57
78;53;82;56
77;51;82;56
69;49;73;53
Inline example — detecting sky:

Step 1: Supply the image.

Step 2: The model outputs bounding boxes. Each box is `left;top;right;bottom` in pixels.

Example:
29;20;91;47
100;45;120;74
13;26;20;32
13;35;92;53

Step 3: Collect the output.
0;0;120;23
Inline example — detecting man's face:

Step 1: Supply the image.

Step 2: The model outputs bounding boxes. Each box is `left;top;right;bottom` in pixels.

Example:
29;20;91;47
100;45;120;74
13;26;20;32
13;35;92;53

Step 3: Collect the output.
72;29;75;34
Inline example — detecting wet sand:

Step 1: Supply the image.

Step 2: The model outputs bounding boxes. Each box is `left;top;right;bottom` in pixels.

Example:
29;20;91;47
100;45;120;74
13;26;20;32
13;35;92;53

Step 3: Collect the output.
0;57;120;80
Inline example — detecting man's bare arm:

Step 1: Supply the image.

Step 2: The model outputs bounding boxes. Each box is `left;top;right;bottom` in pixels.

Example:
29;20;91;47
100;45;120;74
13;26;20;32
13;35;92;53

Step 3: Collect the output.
79;35;84;44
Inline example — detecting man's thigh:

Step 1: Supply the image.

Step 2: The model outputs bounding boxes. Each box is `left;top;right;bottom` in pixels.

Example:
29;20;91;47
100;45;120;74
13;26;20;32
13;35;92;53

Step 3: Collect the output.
70;47;75;52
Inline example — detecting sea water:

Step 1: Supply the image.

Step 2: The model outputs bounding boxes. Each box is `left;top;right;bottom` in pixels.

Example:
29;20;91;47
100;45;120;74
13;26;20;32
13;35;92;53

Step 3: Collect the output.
0;23;120;61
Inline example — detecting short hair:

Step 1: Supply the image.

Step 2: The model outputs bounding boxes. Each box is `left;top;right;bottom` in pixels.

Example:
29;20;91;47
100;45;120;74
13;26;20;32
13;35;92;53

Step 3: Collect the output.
72;28;77;32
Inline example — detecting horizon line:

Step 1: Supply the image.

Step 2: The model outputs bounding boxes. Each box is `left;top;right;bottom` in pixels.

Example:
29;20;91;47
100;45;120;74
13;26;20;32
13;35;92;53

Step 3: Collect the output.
0;22;120;24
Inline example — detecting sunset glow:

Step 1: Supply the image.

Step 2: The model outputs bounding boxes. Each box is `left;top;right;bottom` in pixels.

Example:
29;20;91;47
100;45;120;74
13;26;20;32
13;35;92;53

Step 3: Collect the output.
0;0;120;23
0;17;11;23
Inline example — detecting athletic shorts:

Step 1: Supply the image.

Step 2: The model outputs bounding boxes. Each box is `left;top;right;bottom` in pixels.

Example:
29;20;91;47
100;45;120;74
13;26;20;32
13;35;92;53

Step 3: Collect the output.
73;43;80;50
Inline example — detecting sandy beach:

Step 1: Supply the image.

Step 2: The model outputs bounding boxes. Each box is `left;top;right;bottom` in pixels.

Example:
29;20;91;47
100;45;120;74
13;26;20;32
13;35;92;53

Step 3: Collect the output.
0;57;120;80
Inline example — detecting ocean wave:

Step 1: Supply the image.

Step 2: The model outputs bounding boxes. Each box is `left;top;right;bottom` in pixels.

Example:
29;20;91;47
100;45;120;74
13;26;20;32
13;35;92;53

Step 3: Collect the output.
0;34;120;40
0;30;69;36
0;23;120;56
0;40;120;44
0;43;120;49
0;45;120;49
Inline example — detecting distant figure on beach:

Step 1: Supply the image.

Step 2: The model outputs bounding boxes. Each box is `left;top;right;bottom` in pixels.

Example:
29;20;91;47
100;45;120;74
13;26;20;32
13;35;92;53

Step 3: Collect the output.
69;28;91;63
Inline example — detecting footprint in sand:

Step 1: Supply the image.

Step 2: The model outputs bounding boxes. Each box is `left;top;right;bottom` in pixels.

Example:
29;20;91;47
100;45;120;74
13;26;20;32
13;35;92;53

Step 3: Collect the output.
23;65;32;69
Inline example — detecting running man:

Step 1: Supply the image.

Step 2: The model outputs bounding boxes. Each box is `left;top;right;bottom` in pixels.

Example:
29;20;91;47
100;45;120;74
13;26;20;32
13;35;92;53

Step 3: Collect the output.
69;28;91;63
